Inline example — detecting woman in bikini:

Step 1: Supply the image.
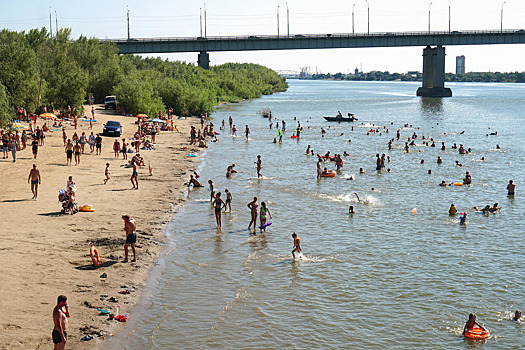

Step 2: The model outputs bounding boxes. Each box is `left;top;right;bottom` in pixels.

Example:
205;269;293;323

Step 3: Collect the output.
113;139;121;158
212;192;226;228
247;197;258;230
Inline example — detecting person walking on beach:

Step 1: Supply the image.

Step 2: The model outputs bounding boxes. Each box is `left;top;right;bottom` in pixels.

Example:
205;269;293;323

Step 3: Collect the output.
52;295;70;350
28;164;41;200
113;139;121;158
255;155;262;178
104;163;110;184
507;180;515;196
224;189;232;212
95;134;102;155
190;126;196;145
130;159;138;189
122;214;137;262
247;197;258;230
213;192;226;228
88;132;95;153
31;137;38;159
73;142;81;166
65;139;73;165
291;232;301;259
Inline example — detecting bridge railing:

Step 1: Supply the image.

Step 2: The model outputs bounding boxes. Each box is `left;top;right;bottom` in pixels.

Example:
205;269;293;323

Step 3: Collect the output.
102;29;525;43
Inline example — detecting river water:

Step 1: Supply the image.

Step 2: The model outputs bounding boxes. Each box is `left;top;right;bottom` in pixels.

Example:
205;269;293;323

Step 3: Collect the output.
108;80;525;349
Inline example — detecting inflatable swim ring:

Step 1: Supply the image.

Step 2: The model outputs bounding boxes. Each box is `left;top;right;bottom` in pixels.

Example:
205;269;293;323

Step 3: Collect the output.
79;205;95;212
321;171;336;178
291;135;297;139
188;154;196;157
454;183;463;186
464;326;490;340
90;245;101;267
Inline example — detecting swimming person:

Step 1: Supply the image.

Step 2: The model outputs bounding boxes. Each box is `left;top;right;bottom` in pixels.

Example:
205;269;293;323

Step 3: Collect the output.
247;197;258;230
291;232;301;259
212;192;226;228
354;192;361;203
449;204;457;215
259;202;272;231
459;212;467;224
513;310;522;321
348;206;355;214
463;313;487;335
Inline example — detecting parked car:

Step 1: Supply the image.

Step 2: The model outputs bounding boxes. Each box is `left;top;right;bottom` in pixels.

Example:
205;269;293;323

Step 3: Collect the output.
104;95;118;110
103;121;122;137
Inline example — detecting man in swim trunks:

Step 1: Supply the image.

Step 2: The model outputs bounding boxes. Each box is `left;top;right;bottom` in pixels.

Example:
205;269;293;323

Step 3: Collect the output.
64;139;73;165
507;180;515;196
291;232;301;259
130;159;138;189
463;313;487;335
52;295;70;349
28;164;41;200
224;189;232;212
122;214;137;262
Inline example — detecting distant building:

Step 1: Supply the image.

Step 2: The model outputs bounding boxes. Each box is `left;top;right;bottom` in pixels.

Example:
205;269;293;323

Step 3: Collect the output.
456;55;466;75
354;67;359;75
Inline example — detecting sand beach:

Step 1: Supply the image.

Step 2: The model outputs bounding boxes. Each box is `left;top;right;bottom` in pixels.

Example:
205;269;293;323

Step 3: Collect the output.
0;106;200;349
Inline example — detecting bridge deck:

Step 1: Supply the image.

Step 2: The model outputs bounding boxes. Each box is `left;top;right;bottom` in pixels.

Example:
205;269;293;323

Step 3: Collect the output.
103;30;525;54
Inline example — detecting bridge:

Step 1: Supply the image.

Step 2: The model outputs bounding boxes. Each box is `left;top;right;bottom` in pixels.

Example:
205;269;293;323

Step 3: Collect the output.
104;30;525;97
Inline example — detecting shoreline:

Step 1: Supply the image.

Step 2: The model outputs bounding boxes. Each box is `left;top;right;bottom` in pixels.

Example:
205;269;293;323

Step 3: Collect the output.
0;106;202;349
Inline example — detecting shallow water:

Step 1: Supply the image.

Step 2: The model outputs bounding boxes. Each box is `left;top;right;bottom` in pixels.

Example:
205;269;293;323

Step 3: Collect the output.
108;80;525;349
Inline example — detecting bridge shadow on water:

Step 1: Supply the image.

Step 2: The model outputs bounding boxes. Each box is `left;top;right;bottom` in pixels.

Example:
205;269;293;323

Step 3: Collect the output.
419;97;444;117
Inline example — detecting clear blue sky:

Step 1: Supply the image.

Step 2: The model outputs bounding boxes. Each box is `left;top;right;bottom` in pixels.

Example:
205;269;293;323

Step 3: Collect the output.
2;0;525;73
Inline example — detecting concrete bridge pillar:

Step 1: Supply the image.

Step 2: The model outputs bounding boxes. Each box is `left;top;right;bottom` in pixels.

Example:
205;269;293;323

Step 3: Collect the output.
198;51;210;69
416;45;452;97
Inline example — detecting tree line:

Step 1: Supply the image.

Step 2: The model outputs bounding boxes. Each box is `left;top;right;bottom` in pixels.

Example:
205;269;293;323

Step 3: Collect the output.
304;71;525;83
0;28;288;126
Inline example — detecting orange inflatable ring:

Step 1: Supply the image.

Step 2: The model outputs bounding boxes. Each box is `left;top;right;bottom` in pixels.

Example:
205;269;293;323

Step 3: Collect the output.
79;205;95;212
321;171;336;178
454;183;463;186
464;326;490;340
90;246;101;267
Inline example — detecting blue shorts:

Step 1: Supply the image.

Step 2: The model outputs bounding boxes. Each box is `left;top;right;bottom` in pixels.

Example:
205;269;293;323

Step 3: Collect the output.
125;233;137;244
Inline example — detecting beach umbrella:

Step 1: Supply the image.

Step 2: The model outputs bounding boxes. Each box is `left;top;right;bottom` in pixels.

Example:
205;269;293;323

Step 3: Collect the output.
39;113;57;119
148;118;165;123
136;114;148;119
8;123;28;131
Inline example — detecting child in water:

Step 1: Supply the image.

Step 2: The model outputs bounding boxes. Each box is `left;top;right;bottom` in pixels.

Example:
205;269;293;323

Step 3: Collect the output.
463;313;487;334
291;232;301;259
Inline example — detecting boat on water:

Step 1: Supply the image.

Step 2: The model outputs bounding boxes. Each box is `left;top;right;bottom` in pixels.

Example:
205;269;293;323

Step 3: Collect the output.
323;112;358;122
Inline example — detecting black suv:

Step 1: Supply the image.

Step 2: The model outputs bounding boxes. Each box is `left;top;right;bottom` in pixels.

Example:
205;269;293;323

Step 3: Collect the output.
104;95;118;110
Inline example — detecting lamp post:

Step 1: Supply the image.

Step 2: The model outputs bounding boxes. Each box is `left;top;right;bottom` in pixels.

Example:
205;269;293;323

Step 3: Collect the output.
448;0;451;33
286;2;290;37
204;3;207;38
501;1;506;33
352;4;355;34
365;0;369;35
428;2;432;34
199;7;202;37
277;6;280;37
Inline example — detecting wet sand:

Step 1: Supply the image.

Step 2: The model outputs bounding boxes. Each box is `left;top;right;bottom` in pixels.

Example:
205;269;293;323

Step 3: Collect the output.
0;106;201;349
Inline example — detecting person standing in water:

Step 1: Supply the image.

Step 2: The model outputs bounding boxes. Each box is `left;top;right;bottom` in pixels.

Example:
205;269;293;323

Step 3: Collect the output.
507;180;515;196
224;189;232;212
208;180;215;201
259;202;272;231
255;155;262;178
212;192;226;228
247;197;258;230
291;232;301;259
317;158;322;179
449;204;457;215
245;125;250;140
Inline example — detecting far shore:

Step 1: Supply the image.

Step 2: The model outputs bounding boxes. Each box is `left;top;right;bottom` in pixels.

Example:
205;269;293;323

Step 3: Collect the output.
0;105;202;349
